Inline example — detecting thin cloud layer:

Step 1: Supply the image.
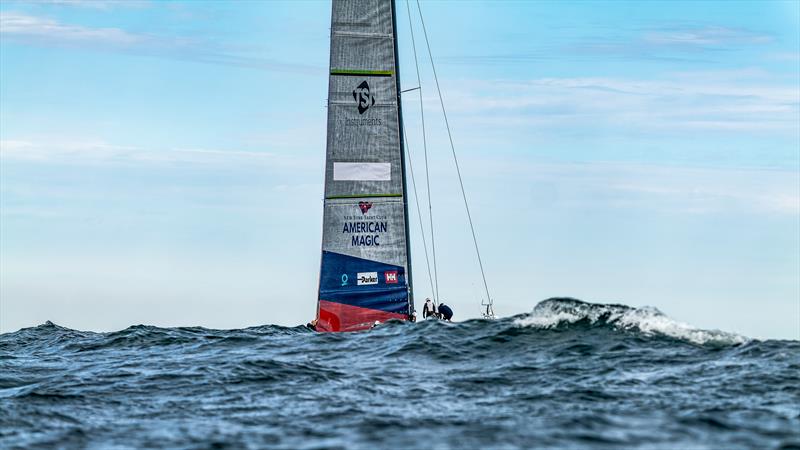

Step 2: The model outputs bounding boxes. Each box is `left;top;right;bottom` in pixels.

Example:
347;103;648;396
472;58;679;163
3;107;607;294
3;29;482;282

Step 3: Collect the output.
0;139;311;168
1;11;141;45
643;25;773;47
462;159;800;216
0;11;322;73
5;0;149;9
441;24;775;65
434;71;799;135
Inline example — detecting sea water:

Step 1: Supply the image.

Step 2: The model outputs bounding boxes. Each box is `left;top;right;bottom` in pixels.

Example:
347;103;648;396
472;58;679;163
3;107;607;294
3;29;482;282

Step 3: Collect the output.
1;298;798;449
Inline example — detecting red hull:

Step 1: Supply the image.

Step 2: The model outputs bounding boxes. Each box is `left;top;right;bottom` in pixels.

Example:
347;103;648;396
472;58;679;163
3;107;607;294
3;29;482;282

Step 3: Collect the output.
316;300;408;332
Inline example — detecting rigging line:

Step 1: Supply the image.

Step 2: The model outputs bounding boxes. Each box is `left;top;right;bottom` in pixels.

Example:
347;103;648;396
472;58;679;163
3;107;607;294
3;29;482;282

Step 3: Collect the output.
406;0;439;305
402;124;436;303
416;0;493;309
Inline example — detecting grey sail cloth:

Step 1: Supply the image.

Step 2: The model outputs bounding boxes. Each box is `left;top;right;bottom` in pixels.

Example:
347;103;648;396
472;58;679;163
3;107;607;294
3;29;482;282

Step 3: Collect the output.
319;0;413;311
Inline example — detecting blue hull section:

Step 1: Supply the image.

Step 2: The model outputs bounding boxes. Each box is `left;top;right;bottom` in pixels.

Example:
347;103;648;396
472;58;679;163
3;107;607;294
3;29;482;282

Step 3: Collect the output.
319;251;409;315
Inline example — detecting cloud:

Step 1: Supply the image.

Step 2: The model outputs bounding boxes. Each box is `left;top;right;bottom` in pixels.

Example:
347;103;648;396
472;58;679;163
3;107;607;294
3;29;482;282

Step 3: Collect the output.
7;0;150;9
464;159;800;216
606;167;800;215
642;25;773;47
422;70;799;135
0;139;313;169
0;11;322;74
0;11;141;45
767;52;800;62
441;25;774;65
1;139;141;163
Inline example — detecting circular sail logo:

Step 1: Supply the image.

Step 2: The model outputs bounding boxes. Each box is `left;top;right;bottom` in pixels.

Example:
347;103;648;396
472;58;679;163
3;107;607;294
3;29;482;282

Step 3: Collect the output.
352;80;375;114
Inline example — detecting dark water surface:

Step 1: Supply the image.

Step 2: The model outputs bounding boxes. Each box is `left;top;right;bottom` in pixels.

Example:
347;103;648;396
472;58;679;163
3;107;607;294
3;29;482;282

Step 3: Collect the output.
2;298;798;449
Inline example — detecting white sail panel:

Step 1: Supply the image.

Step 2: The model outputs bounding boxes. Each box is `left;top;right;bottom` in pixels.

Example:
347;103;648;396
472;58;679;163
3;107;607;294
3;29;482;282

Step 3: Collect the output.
333;162;391;181
322;197;408;267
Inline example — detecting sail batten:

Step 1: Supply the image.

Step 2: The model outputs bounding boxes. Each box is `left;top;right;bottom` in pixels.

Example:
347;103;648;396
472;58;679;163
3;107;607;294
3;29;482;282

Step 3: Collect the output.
326;194;403;200
330;69;394;77
316;0;413;332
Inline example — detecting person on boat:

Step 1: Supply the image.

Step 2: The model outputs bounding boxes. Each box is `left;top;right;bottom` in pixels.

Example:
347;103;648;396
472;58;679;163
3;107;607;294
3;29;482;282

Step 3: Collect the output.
437;303;454;321
422;298;437;319
306;319;318;331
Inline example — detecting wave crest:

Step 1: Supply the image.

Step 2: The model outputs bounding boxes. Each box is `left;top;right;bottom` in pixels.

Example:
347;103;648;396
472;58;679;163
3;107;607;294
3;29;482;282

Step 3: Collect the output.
515;298;748;346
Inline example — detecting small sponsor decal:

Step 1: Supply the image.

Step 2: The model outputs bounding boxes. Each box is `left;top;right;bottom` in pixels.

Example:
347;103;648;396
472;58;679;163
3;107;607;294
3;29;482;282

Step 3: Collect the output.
333;162;391;181
358;201;373;214
357;272;378;285
341;274;349;286
384;271;398;284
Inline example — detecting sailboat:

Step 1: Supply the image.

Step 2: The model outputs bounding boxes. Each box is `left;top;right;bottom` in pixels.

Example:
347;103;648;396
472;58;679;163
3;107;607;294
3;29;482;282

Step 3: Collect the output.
313;0;494;332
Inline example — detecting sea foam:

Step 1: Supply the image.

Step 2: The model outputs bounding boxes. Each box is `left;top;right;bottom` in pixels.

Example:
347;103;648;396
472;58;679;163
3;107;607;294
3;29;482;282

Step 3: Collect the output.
514;298;748;346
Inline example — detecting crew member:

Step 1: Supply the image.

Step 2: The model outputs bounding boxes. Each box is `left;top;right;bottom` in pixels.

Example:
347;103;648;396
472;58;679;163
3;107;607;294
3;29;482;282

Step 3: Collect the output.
306;318;318;331
437;302;454;321
422;298;437;319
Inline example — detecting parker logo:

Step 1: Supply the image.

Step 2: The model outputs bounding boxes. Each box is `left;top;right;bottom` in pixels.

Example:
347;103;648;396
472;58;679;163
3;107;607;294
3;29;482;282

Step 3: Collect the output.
358;201;373;214
384;270;398;284
357;272;378;285
353;80;375;114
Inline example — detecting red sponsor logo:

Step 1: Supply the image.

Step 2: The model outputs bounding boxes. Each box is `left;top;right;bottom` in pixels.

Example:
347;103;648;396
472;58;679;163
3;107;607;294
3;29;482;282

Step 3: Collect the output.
358;201;373;214
384;271;398;284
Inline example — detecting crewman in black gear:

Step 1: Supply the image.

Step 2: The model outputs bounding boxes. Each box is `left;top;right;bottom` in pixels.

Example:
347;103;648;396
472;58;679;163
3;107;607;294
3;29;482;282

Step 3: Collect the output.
422;298;436;319
437;303;453;321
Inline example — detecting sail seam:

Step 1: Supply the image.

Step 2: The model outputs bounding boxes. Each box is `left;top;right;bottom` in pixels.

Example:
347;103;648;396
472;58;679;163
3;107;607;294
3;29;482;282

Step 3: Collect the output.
331;31;392;38
325;193;403;199
330;69;393;76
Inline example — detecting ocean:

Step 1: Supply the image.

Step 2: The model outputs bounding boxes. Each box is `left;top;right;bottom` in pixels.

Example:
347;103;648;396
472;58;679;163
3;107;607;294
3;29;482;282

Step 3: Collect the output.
1;298;798;449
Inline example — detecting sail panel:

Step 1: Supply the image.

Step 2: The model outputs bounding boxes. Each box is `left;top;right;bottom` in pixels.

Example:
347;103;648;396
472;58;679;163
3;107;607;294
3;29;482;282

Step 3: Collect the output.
328;75;397;105
325;73;401;199
322;197;408;267
317;250;408;332
324;108;402;197
331;36;394;73
331;0;393;40
318;250;408;312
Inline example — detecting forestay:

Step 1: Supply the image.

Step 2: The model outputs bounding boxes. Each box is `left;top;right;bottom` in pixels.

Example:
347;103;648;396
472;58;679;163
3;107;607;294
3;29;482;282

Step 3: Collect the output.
315;0;414;332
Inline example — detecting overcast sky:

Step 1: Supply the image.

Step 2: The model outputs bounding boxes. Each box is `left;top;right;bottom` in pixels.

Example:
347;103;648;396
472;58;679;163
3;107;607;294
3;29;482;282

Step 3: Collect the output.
1;0;798;339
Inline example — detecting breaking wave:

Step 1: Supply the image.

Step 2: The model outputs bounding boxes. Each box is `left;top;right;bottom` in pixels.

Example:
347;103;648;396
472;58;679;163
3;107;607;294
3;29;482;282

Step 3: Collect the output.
515;297;748;346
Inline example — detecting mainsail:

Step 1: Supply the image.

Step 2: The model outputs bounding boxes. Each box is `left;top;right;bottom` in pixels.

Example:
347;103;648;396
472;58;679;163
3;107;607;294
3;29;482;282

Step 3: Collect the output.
315;0;413;332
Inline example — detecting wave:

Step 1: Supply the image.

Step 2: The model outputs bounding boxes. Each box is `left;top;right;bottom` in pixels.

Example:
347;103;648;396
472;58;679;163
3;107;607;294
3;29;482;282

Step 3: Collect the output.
1;300;795;450
515;298;748;346
1;298;750;350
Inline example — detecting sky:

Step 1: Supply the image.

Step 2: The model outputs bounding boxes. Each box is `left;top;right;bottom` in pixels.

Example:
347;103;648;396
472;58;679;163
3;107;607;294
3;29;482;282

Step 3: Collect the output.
0;0;798;339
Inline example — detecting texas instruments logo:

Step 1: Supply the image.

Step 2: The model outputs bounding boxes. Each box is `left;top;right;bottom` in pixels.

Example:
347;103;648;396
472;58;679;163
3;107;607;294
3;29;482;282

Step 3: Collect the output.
353;80;375;114
346;80;381;126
